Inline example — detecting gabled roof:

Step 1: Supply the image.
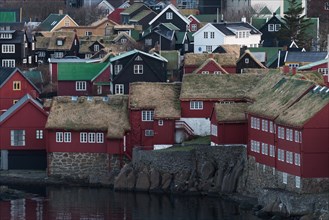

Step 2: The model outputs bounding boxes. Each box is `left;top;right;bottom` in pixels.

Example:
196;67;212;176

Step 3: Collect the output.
129;82;181;119
285;51;328;63
37;14;78;32
192;58;229;74
249;47;283;67
47;31;77;51
110;49;168;63
213;44;241;59
298;59;328;70
248;78;314;119
112;32;136;44
149;4;190;26
130;10;155;22
276;85;329;127
57;62;110;81
259;6;272;15
0;94;46;123
121;3;146;15
180;74;263;100
0;67;40;93
237;50;267;69
46;96;130;139
194;14;218;23
214;102;250;122
184;53;237;67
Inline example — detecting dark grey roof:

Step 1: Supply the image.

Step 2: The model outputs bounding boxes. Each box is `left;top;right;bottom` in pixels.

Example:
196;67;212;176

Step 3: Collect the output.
285;52;328;63
0;67;15;85
212;22;261;36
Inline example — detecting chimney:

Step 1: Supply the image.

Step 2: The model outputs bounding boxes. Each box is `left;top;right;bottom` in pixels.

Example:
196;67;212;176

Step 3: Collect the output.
241;16;246;23
59;9;63;15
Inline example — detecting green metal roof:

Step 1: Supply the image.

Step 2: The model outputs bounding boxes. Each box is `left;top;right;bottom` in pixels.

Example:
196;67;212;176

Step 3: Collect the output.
194;14;218;23
298;59;328;70
162;23;180;31
259;6;272;15
130;10;152;22
130;29;141;40
37;14;66;31
121;3;145;15
0;12;16;22
176;32;186;44
58;62;109;81
275;7;281;15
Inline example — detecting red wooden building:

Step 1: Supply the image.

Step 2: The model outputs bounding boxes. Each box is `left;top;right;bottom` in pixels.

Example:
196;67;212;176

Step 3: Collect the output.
192;58;228;74
0;94;48;170
0;67;40;111
45;95;131;157
183;53;237;74
298;59;329;86
180;74;262;135
210;102;249;145
187;15;202;32
129;82;187;149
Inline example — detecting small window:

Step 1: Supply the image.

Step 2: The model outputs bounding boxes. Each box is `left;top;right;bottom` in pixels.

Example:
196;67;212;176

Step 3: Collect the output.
275;24;281;31
64;132;71;143
36;130;43;139
88;133;96;143
295;176;301;188
135;56;142;61
57;40;63;46
204;32;208;38
211;124;217;136
268;24;274;32
2;59;15;67
190;101;203;110
142;110;154;121
80;132;88;143
206;45;212;52
13;81;21;91
94;44;100;52
76;81;87;91
56;132;63;143
214;71;221;74
11;130;26;146
245;58;249;64
115;84;124;94
158;120;163;126
166;12;173;20
114;64;122;75
294;153;301;166
201;71;209;74
191;24;197;31
65;20;70;27
210;32;215;38
97;85;102;95
13;100;18;104
145;130;154;136
145;39;152;46
120;38;127;44
134;64;143;74
269;145;275;157
282;172;287;184
96;133;104;143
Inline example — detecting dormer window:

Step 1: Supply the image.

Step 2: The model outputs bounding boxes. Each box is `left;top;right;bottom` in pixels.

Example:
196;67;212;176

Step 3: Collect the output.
57;40;63;46
94;44;99;52
166;12;173;20
268;24;274;32
275;24;281;31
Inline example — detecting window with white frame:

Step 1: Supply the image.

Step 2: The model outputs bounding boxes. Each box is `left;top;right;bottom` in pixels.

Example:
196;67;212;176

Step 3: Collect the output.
142;110;154;121
262;119;268;132
94;44;100;52
256;141;260;153
76;81;87;91
269;145;275;157
2;59;15;67
255;118;260;130
145;130;154;136
120;38;127;44
134;64;143;74
211;124;218;136
191;24;197;31
245;58;249;64
166;12;173;19
80;132;88;143
56;132;63;143
190;101;203;110
251;117;255;128
214;71;221;74
210;32;215;38
268;24;274;32
269;121;274;133
65;20;70;26
299;131;302;143
282;172;287;184
114;64;122;75
88;133;96;143
201;71;209;74
251;140;260;153
295;176;301;188
275;24;281;31
85;31;92;36
36;130;43;139
38;51;46;57
2;44;15;53
294;153;301;166
286;128;293;141
286;151;293;164
145;38;152;46
278;126;285;139
206;45;212;52
64;132;71;143
115;84;124;94
54;52;64;58
97;85;102;95
204;32;208;38
158;120;164;126
318;68;329;75
261;143;268;155
278;148;285;161
10;130;25;146
0;33;12;39
294;130;299;142
96;133;104;143
57;40;63;46
250;140;255;152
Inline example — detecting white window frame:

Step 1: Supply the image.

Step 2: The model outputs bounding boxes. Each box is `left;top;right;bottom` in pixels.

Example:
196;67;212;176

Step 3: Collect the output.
268;24;274;32
166;12;173;20
210;32;215;38
269;145;275;157
142;110;154;121
278;149;285;161
261;143;268;155
88;133;96;143
2;59;15;67
2;44;15;53
204;32;208;39
115;84;124;94
10;130;26;146
201;71;209;74
269;121;274;133
96;133;104;143
94;44;100;52
191;24;197;31
282;172;287;184
295;176;301;188
286;151;293;164
56;132;63;143
211;124;218;137
275;24;281;31
145;130;154;136
114;64;122;75
80;132;88;143
64;132;71;143
205;45;212;52
134;64;143;74
76;81;87;91
158;120;164;126
261;119;268;132
36;130;43;140
294;153;301;166
190;101;203;110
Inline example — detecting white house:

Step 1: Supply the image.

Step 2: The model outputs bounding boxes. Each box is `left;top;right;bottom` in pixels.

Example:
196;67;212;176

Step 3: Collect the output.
192;20;262;53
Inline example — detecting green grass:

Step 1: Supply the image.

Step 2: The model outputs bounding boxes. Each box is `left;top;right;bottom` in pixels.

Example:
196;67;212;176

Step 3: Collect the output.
158;136;211;152
183;135;210;145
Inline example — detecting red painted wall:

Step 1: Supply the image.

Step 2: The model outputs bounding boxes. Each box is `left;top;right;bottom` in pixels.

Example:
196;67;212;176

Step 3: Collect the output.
50;63;58;84
0;101;47;150
195;61;226;74
0;71;38;110
47;131;107;153
57;81;93;96
154;119;175;145
181;100;214;118
107;139;123;154
188;18;200;32
302;153;329;178
184;65;236;74
217;123;247;145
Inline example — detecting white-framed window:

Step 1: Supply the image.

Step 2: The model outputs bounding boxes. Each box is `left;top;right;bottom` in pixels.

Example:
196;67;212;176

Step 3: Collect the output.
262;119;268;132
251;140;260;153
76;81;87;91
269;121;274;133
135;56;142;61
275;24;281;31
288;63;299;68
142;110;154;121
85;54;92;59
96;133;104;143
134;64;143;74
2;44;15;53
286;151;293;164
28;56;32;64
114;64;122;75
214;71;221;74
64;132;71;143
190;101;203;110
0;33;12;39
255;118;260;130
286;129;293;141
204;32;208;38
201;71;209;74
2;59;15;67
278;149;285;161
158;120;164;126
211;124;218;136
97;85;102;95
57;40;63;46
13;81;21;90
210;32;215;38
318;68;329;75
94;44;100;52
282;172;287;184
245;58;249;64
38;51;46;57
166;12;173;19
268;24;274;32
261;143;268;155
85;31;92;36
191;24;197;31
32;42;35;50
269;145;275;157
295;176;301;188
80;132;88;143
36;130;43;139
65;20;70;26
145;130;154;136
115;84;124;94
145;38;152;46
294;153;301;166
88;133;96;143
56;132;63;143
10;130;25;146
206;45;212;52
278;126;285;139
120;38;127;44
54;52;64;58
256;141;260;153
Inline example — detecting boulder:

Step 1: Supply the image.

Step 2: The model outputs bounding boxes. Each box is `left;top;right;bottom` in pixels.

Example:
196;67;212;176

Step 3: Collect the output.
135;172;150;191
149;169;160;190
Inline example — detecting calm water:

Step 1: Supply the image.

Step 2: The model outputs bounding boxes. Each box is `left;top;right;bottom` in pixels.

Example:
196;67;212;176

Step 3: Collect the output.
0;186;261;220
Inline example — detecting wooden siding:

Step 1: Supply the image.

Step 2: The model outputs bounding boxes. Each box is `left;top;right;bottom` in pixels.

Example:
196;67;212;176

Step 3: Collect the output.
151;8;188;31
57;81;93;96
180;100;214;118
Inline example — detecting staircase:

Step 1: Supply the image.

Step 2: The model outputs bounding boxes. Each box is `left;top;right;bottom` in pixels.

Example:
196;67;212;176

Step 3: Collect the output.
175;120;194;136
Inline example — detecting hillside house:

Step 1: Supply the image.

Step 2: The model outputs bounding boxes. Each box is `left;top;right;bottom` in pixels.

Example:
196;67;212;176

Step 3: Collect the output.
35;13;79;32
298;59;329;86
236;50;267;73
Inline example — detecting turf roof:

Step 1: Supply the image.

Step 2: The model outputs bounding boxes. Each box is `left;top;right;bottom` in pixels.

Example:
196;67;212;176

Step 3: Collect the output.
214;102;250;122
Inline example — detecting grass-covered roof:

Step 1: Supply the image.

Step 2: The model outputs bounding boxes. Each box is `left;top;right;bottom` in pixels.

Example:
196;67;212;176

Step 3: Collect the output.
184;53;237;67
214;102;250;122
129;82;181;119
46;96;130;139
